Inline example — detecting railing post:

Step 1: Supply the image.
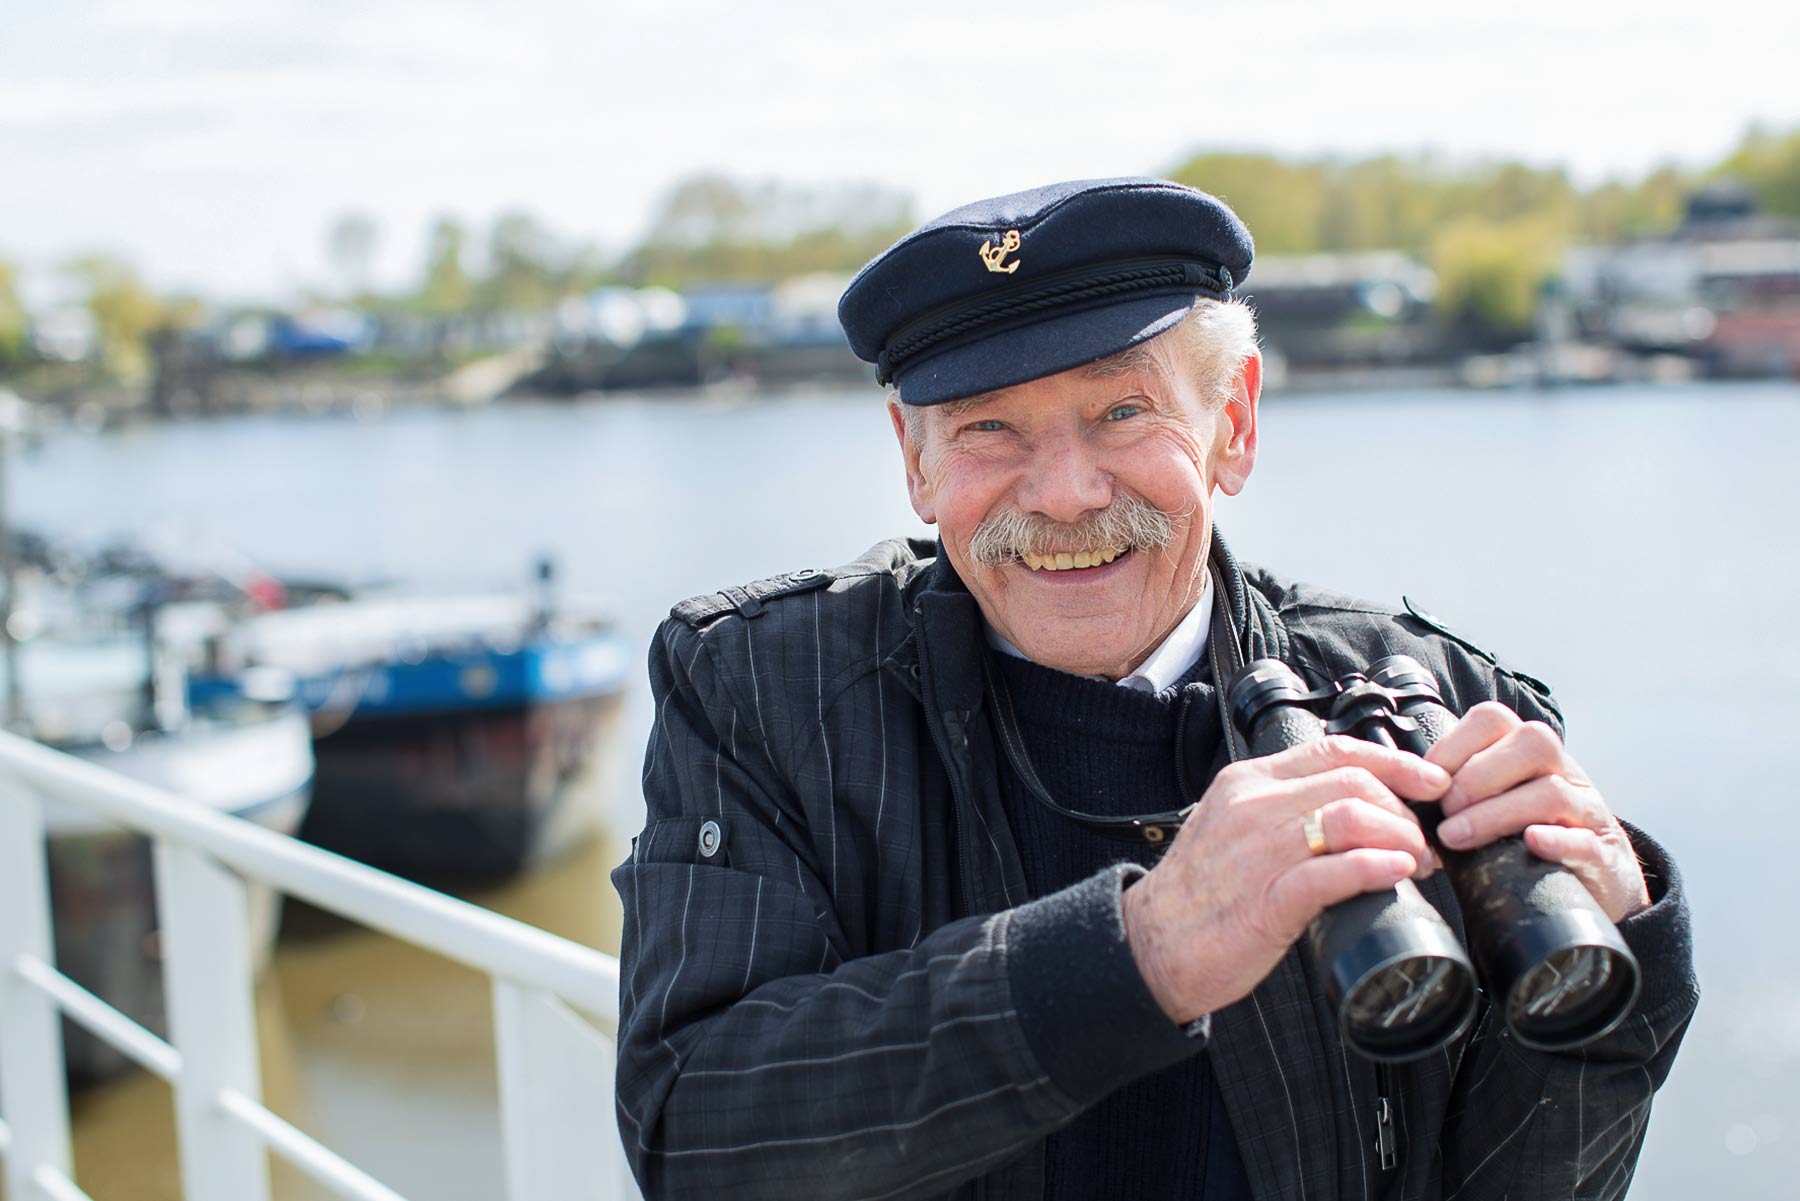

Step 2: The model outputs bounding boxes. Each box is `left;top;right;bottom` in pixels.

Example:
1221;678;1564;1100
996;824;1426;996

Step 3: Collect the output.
0;782;74;1198
493;980;634;1201
154;839;271;1201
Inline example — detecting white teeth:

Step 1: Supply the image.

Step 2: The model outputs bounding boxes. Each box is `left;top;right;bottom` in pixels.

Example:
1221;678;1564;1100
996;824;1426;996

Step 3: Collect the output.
1021;546;1130;572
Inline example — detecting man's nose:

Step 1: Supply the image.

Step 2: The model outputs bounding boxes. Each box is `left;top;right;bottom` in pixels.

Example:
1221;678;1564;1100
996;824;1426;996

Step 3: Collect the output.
1016;432;1112;524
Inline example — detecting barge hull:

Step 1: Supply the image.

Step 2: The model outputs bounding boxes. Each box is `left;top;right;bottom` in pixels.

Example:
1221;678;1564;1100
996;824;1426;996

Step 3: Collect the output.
299;691;623;883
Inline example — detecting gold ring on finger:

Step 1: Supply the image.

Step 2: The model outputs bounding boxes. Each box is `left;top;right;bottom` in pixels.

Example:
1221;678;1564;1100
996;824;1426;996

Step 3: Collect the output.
1303;807;1328;856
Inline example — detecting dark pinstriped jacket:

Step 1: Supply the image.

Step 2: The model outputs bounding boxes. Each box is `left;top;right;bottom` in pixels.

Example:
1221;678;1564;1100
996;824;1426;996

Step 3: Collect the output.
613;530;1696;1201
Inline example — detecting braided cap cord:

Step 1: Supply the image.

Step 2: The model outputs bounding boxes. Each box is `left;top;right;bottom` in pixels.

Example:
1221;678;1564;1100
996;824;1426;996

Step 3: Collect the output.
877;256;1232;386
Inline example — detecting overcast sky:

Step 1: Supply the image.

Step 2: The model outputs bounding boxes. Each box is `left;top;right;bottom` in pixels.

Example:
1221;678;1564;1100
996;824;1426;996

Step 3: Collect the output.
4;0;1797;303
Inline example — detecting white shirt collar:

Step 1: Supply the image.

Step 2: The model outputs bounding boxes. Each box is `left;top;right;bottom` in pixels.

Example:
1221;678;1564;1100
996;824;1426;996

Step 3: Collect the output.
982;575;1213;693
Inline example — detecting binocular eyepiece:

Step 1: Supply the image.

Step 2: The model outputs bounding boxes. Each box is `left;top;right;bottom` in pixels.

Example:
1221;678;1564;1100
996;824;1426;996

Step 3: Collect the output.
1227;656;1641;1062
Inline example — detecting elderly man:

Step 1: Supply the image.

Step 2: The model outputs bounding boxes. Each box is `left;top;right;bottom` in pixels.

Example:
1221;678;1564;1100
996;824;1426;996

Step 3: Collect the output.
613;179;1696;1200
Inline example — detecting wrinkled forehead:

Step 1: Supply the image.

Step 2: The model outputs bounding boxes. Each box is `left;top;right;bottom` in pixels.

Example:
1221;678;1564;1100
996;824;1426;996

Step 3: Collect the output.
924;338;1182;425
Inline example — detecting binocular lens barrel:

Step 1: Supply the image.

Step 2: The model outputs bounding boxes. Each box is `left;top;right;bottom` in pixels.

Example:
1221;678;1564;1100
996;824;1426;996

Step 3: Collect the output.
1365;656;1641;1051
1511;946;1627;1044
1228;655;1643;1059
1230;659;1478;1062
1311;882;1479;1061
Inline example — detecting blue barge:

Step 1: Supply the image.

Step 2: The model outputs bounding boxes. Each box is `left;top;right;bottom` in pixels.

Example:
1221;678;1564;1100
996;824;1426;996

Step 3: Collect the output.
188;590;629;883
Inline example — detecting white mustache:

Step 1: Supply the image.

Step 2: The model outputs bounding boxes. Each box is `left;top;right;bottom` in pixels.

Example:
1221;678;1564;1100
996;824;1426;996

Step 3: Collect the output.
966;494;1182;568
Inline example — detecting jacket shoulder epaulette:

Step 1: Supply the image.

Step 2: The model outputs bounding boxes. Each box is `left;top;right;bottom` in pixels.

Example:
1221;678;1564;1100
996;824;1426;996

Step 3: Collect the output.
1395;595;1556;701
668;538;938;632
670;567;837;629
1259;569;1559;717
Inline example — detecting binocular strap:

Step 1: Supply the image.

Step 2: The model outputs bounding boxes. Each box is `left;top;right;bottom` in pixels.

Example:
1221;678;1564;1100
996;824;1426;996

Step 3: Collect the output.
979;564;1252;846
1206;562;1251;765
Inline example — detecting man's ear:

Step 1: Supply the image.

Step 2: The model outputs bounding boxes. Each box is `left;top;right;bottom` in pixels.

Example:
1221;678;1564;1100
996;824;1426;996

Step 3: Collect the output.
1212;350;1261;497
888;396;938;524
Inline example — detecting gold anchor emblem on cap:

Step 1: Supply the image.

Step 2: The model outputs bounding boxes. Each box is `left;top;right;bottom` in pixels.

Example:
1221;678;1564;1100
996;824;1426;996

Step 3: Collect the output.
978;230;1022;274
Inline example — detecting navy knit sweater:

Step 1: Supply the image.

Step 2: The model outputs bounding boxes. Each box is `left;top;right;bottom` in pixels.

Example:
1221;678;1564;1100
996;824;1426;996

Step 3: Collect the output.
990;648;1250;1200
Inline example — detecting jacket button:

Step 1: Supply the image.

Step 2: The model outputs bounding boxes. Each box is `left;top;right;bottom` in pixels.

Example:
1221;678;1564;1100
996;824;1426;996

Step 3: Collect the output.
698;820;722;859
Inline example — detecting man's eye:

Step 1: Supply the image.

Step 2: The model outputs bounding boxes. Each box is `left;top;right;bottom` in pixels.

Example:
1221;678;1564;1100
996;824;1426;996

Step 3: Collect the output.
966;420;1008;433
1105;405;1143;421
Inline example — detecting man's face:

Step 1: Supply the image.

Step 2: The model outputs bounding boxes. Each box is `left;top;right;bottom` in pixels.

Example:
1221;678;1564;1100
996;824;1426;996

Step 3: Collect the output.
892;330;1261;680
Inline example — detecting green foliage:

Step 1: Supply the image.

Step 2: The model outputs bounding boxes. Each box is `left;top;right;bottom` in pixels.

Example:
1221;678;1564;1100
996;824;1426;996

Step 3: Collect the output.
416;216;473;314
1713;123;1800;217
1431;214;1569;337
0;258;25;365
1163;139;1786;341
349;133;1788;338
477;210;562;312
1167;150;1590;258
1316;156;1449;253
1168;154;1329;254
62;255;174;380
19;127;1800;384
383;211;607;315
617;174;915;288
1576;167;1690;243
1458;162;1579;228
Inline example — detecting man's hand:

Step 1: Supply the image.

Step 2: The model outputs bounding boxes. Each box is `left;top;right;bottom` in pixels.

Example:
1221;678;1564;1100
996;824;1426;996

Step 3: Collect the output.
1428;701;1650;924
1122;737;1450;1025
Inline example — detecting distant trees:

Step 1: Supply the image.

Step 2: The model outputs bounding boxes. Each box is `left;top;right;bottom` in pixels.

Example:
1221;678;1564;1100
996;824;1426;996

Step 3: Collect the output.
1431;215;1569;339
476;210;575;313
8;122;1800;386
62;256;200;380
617;174;915;287
1161;126;1796;341
0;258;24;367
1575;168;1688;244
1166;154;1331;255
346;209;600;319
346;176;914;325
416;217;474;316
1713;124;1800;217
293;125;1800;348
1168;149;1692;339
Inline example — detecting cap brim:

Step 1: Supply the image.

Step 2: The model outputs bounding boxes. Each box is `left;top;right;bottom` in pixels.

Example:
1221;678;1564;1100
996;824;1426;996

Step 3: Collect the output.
892;293;1195;406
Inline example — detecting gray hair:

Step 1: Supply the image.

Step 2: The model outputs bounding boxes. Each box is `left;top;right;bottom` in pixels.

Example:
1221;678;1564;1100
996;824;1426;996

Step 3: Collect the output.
896;296;1259;447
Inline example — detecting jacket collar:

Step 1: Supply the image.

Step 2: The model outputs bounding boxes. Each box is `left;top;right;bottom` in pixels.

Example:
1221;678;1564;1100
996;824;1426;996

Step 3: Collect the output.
911;567;988;715
1206;525;1254;660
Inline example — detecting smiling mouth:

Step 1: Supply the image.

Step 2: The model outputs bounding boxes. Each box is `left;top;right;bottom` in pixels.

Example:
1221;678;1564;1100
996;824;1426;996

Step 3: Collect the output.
1019;546;1130;572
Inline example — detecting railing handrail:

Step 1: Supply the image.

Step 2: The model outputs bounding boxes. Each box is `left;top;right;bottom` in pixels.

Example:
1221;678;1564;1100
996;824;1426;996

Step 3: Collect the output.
0;729;619;1019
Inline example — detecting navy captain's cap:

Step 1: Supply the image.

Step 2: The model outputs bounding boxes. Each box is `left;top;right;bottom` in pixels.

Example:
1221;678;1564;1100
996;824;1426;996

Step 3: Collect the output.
838;177;1253;406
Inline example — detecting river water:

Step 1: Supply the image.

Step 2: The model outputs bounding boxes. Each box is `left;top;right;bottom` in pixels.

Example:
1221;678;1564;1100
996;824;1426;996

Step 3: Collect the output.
8;380;1797;1198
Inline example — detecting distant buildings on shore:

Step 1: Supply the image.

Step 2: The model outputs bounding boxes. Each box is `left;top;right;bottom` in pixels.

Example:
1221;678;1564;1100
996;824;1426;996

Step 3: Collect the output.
13;184;1800;417
530;184;1800;394
1563;182;1800;378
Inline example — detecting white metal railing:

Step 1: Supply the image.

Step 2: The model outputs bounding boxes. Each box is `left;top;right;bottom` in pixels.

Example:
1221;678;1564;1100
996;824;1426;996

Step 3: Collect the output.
0;729;638;1201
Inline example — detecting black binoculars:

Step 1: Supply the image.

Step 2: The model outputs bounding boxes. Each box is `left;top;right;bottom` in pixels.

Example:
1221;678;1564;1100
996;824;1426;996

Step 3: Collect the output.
1226;655;1641;1062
